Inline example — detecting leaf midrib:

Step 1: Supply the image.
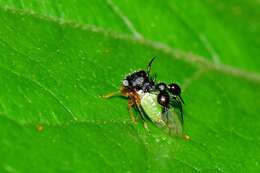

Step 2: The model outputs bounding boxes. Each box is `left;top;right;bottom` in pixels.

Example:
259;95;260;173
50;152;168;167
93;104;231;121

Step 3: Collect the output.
1;5;260;84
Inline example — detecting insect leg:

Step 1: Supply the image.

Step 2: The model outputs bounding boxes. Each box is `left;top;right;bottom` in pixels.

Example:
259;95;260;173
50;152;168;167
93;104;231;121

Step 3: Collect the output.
135;105;150;131
128;99;138;124
101;91;121;99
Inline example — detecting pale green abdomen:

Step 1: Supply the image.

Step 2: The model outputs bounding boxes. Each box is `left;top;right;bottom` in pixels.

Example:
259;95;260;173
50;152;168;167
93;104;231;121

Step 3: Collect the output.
139;92;166;127
139;91;183;137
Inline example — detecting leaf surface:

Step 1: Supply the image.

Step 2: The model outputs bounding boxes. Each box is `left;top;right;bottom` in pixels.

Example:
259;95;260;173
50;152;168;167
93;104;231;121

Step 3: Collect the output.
0;0;259;172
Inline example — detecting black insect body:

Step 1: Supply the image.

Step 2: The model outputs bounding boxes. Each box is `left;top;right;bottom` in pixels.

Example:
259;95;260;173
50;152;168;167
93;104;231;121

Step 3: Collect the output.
157;91;170;107
156;82;183;107
156;82;167;92
122;58;156;93
122;70;155;92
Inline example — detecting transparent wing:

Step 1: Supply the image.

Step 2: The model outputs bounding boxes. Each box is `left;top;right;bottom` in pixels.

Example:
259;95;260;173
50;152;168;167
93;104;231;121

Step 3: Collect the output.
161;97;184;137
169;96;183;124
139;91;185;137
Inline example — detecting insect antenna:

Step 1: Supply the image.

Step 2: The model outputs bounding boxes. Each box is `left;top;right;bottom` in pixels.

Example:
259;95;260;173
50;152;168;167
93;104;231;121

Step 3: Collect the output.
146;57;156;77
150;73;157;83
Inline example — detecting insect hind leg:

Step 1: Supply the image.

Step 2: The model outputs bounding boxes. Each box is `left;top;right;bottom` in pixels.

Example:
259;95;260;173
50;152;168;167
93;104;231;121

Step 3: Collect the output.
128;100;150;131
128;99;138;124
135;105;150;132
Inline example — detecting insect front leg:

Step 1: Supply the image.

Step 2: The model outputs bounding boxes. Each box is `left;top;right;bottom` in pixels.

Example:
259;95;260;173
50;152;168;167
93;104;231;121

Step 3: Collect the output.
101;91;121;99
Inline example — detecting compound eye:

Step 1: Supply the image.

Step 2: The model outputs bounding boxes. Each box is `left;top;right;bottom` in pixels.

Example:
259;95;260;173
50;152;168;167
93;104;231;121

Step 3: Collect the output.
156;82;167;92
157;91;169;107
168;83;181;95
122;79;129;86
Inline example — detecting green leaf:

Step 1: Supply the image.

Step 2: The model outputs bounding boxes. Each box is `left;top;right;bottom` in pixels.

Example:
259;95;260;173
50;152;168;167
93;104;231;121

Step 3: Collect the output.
0;0;259;172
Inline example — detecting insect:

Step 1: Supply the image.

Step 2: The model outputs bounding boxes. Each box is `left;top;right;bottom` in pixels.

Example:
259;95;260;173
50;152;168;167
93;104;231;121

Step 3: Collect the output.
103;58;189;139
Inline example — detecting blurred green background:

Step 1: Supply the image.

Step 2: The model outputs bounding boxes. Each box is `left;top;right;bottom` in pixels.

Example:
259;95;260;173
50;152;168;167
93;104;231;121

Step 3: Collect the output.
0;0;259;172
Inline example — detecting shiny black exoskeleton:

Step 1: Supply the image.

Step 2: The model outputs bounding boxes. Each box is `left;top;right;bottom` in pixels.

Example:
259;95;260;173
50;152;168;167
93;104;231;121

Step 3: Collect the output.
156;82;183;107
122;58;156;92
157;91;170;107
155;81;184;124
168;83;181;96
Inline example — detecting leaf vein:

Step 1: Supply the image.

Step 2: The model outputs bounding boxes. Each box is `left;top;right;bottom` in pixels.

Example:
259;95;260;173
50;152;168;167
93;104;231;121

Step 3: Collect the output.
105;0;143;39
0;65;78;121
0;6;259;84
